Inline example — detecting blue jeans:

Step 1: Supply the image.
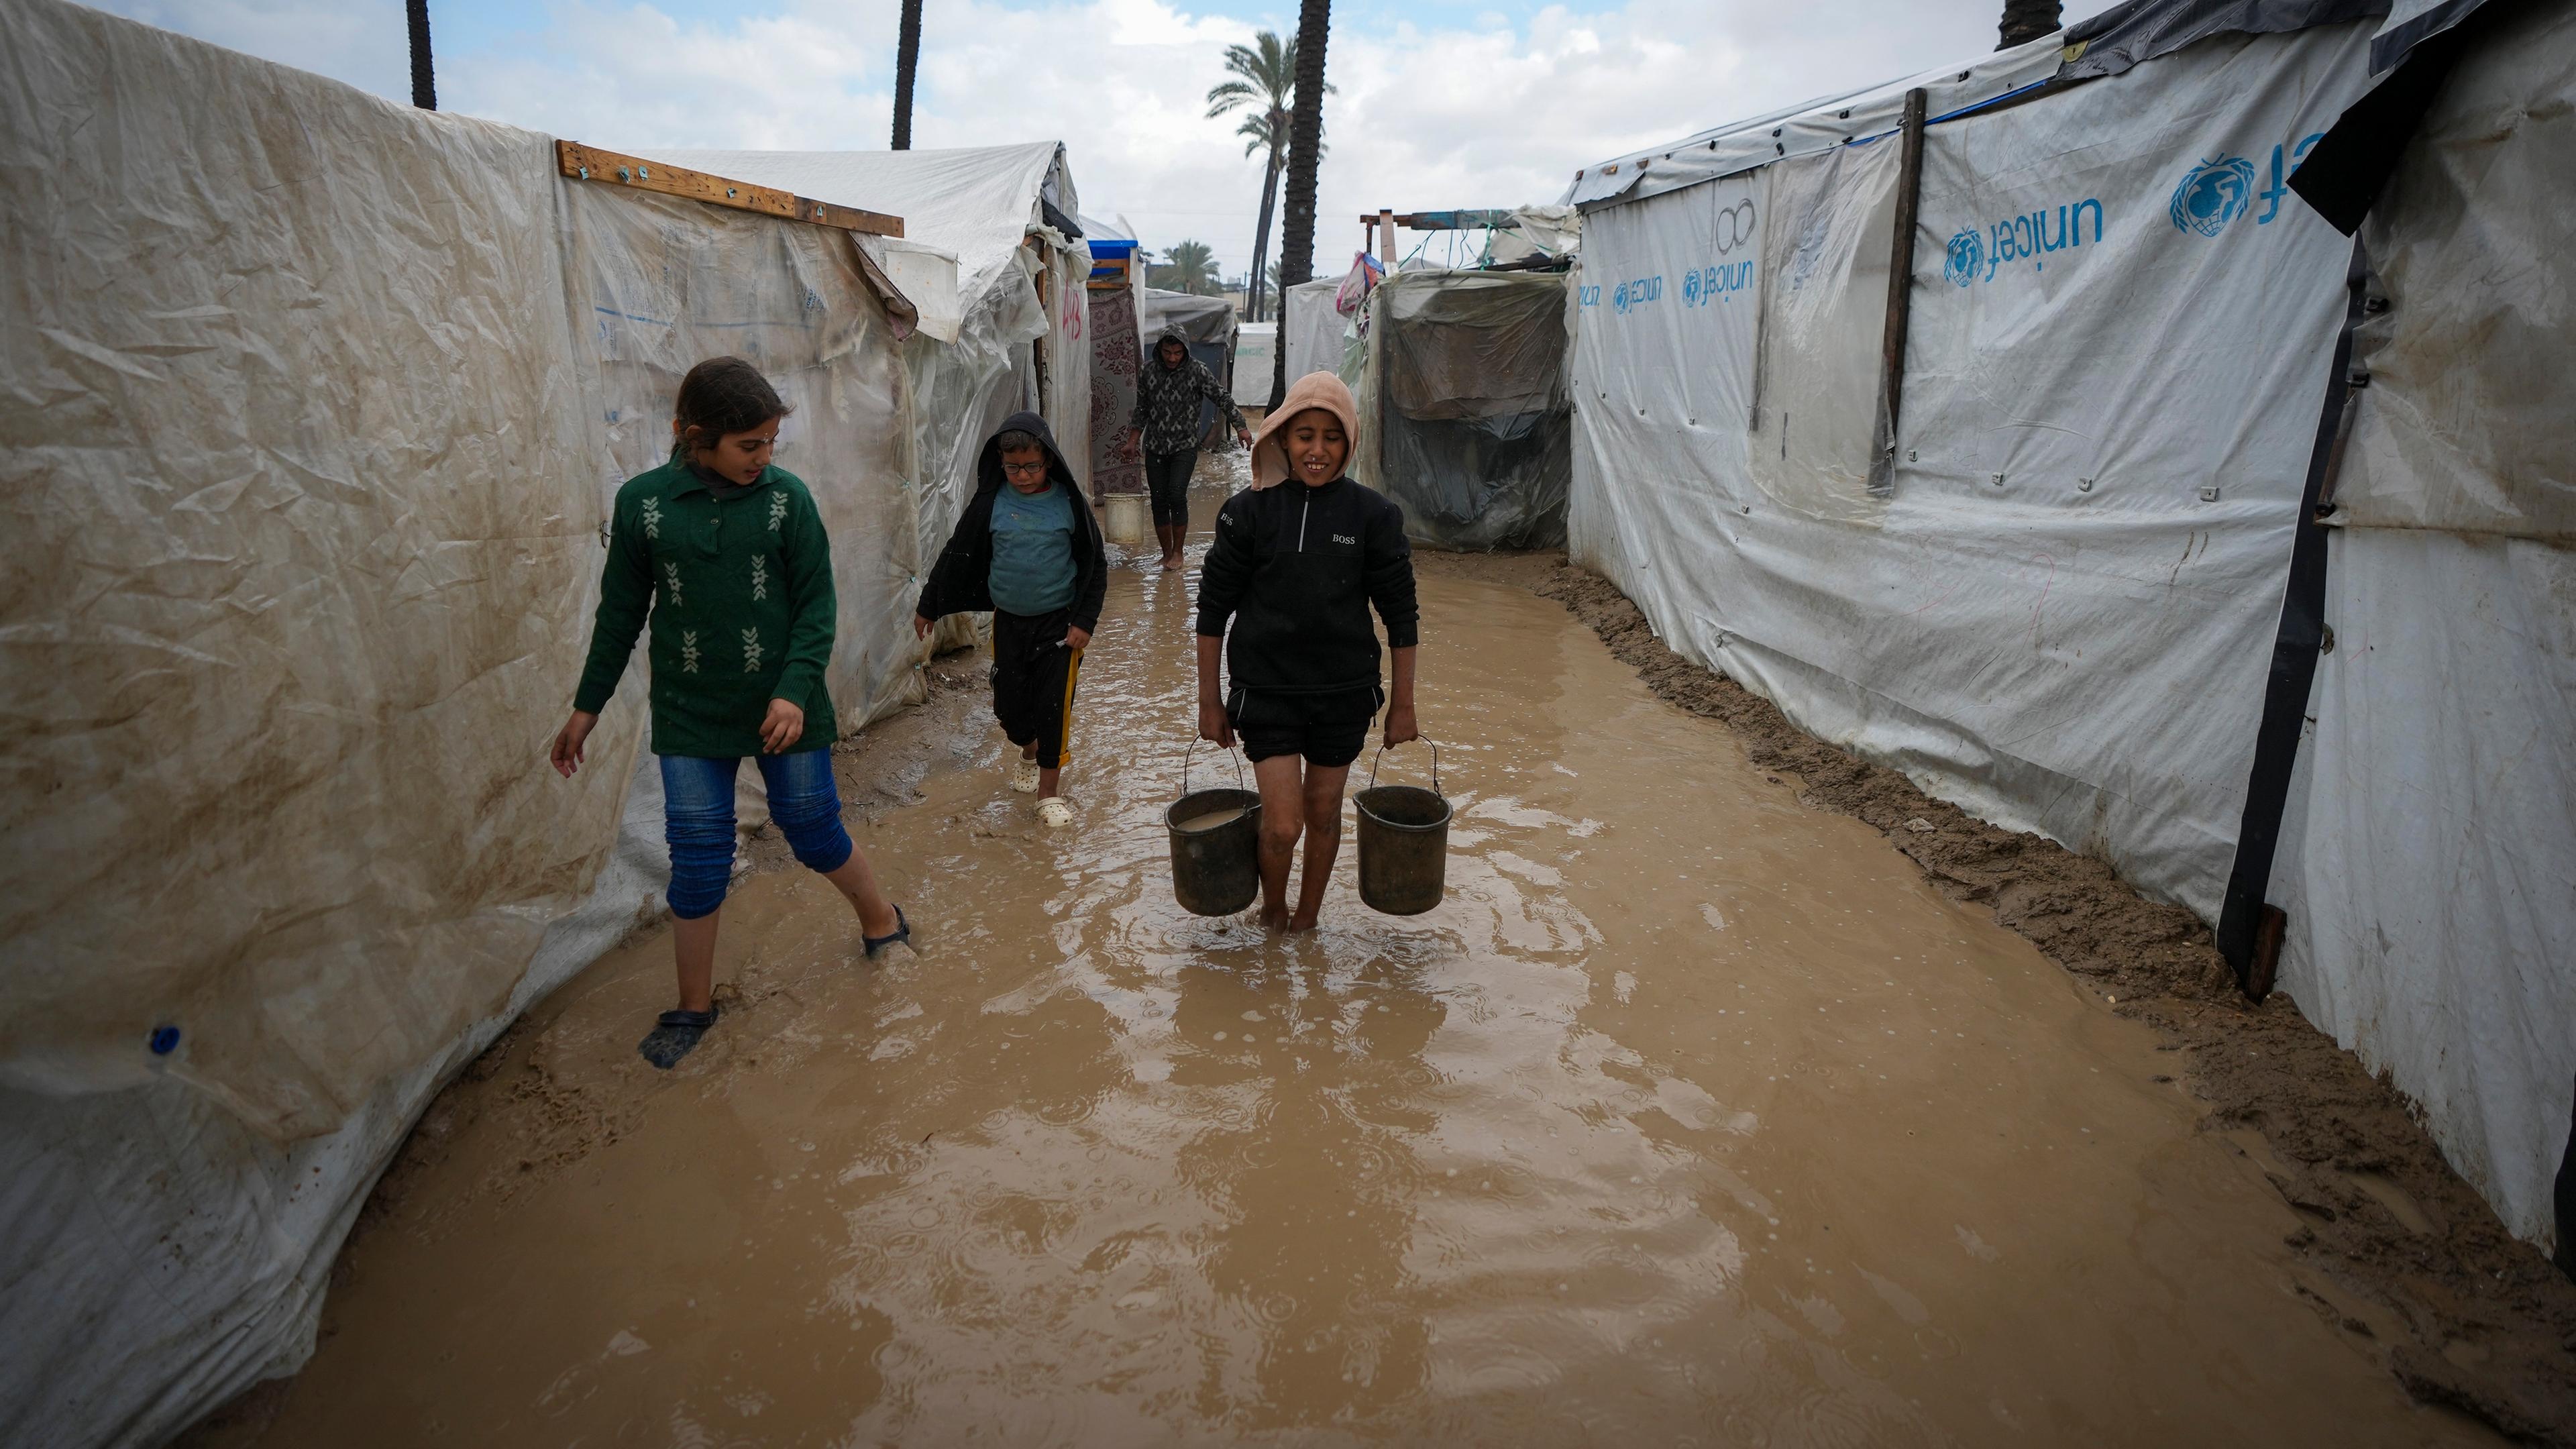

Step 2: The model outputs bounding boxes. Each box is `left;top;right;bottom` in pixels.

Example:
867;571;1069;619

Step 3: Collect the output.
659;750;853;920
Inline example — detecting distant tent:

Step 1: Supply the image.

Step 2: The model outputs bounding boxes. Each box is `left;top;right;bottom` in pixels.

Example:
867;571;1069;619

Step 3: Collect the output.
1079;211;1144;496
1344;268;1574;551
1564;0;2574;1250
657;142;1095;564
1280;276;1348;388
1232;322;1277;409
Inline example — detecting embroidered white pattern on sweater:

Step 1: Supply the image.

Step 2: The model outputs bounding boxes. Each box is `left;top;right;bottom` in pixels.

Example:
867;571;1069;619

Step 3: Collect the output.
741;628;765;672
680;630;702;673
749;556;770;601
641;496;663;539
767;492;788;531
662;561;683;608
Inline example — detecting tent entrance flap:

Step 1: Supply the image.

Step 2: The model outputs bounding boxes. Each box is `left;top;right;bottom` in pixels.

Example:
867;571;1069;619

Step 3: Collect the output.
1373;269;1573;551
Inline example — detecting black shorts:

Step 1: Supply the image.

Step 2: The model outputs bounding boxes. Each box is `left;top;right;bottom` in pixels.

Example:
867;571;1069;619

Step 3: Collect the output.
1228;686;1382;767
991;608;1083;768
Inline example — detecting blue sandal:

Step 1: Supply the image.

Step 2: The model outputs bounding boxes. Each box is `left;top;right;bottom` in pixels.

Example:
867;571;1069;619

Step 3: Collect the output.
864;904;911;959
637;1006;718;1069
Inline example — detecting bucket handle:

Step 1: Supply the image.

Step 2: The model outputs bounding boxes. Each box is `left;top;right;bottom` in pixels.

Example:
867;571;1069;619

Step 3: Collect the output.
1183;736;1247;796
1366;737;1442;797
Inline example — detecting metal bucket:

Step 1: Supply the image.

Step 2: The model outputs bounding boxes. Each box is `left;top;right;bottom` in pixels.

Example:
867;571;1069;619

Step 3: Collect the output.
1105;492;1150;547
1167;743;1261;916
1354;741;1450;916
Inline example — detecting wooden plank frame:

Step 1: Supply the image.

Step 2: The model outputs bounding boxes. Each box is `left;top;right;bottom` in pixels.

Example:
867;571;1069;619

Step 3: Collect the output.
554;140;904;238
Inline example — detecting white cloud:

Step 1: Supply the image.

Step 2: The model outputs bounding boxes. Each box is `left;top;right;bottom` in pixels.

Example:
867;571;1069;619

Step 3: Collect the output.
80;0;2087;281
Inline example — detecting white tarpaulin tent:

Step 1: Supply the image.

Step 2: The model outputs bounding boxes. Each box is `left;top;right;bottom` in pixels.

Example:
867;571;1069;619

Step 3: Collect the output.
2261;0;2576;1259
660;142;1094;586
0;2;937;1443
1280;276;1349;390
1233;323;1277;408
1566;0;2571;1250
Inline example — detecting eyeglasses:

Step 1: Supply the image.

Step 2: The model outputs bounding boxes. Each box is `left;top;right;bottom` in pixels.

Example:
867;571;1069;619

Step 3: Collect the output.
1001;461;1049;478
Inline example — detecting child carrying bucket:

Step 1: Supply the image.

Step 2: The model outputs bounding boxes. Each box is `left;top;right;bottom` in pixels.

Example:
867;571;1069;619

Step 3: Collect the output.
551;358;910;1071
1194;372;1421;931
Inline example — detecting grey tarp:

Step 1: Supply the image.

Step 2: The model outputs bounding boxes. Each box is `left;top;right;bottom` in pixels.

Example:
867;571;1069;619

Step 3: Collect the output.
1366;269;1573;551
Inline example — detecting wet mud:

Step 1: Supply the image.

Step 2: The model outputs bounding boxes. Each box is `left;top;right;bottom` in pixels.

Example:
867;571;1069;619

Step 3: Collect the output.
1420;549;2576;1444
188;469;2554;1448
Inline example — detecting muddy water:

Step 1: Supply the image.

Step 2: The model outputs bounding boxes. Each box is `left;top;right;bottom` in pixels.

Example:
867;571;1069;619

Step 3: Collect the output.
237;477;2489;1448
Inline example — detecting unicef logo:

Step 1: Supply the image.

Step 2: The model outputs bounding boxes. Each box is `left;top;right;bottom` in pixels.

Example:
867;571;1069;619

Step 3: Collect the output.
2170;156;2257;237
1613;280;1631;314
1944;229;1982;288
1681;270;1701;305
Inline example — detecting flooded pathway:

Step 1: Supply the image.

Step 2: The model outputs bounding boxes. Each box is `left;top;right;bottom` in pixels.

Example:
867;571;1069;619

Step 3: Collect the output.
225;473;2491;1447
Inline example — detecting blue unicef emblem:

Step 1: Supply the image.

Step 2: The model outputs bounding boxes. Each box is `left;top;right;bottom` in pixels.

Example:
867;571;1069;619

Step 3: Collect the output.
1681;268;1703;305
1613;280;1631;314
2170;156;2257;236
1944;229;1982;288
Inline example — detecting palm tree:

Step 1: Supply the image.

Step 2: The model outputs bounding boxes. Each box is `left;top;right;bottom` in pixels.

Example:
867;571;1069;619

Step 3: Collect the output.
1207;33;1327;325
407;0;435;109
1996;0;2061;47
1149;240;1222;297
1270;0;1330;409
892;0;923;148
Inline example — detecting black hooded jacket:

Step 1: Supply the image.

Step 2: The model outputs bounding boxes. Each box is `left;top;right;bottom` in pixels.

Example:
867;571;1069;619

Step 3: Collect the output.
916;412;1109;632
1195;474;1417;695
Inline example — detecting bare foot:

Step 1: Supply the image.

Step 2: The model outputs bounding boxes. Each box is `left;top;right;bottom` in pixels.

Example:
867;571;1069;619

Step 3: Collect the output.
1286;912;1319;932
1161;555;1182;572
1258;904;1291;933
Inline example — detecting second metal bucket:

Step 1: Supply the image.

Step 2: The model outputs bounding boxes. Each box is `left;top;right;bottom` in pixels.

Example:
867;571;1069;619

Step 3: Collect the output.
1354;741;1451;916
1167;742;1261;916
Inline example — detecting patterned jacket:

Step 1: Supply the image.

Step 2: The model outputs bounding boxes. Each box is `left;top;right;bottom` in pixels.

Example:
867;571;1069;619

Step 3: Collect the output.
1129;325;1248;455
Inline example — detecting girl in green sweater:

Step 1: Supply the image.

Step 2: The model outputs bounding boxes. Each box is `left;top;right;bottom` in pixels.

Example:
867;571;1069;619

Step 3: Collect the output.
550;358;908;1069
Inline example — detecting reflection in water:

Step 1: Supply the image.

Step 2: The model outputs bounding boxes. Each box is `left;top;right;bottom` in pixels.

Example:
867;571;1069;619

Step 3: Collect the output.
231;471;2498;1449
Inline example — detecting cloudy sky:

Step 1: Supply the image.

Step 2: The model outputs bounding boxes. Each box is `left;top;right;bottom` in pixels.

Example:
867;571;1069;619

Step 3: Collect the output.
88;0;2096;281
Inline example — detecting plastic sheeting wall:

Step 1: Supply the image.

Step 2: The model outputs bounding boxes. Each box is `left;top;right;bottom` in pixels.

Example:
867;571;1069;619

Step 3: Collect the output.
1569;23;2375;920
1281;278;1347;389
0;3;924;1443
1368;270;1573;551
2267;0;2576;1250
659;145;1093;583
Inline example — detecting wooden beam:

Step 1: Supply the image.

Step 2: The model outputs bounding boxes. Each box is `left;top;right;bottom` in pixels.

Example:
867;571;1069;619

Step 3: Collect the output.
1865;88;1929;498
553;140;904;238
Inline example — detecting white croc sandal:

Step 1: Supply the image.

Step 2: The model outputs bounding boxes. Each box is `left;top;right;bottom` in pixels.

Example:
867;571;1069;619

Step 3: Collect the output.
1010;758;1041;794
1036;796;1073;828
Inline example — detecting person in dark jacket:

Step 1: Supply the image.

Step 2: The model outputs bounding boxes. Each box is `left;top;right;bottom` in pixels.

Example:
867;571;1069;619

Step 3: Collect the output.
1195;372;1419;932
1130;324;1253;572
915;412;1110;827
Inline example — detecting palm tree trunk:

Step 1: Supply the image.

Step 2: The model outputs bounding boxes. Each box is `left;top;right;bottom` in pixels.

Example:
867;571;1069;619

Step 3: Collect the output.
892;0;924;149
1996;0;2061;48
406;0;435;110
1271;0;1330;409
1248;148;1281;323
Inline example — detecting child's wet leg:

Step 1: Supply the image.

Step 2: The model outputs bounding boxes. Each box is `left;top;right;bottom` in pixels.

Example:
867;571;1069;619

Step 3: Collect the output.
674;910;720;1012
1288;762;1350;931
1038;764;1061;798
1253;755;1305;930
819;853;900;939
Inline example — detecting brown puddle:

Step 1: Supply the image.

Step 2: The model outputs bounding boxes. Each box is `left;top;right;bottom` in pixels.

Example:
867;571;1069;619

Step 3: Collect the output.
213;473;2498;1447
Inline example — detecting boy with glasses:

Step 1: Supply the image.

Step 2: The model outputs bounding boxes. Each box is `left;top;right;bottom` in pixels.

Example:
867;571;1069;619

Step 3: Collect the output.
915;413;1108;826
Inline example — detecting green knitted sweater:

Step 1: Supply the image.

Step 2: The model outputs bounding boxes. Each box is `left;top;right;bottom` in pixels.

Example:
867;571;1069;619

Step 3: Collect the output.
573;460;838;757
